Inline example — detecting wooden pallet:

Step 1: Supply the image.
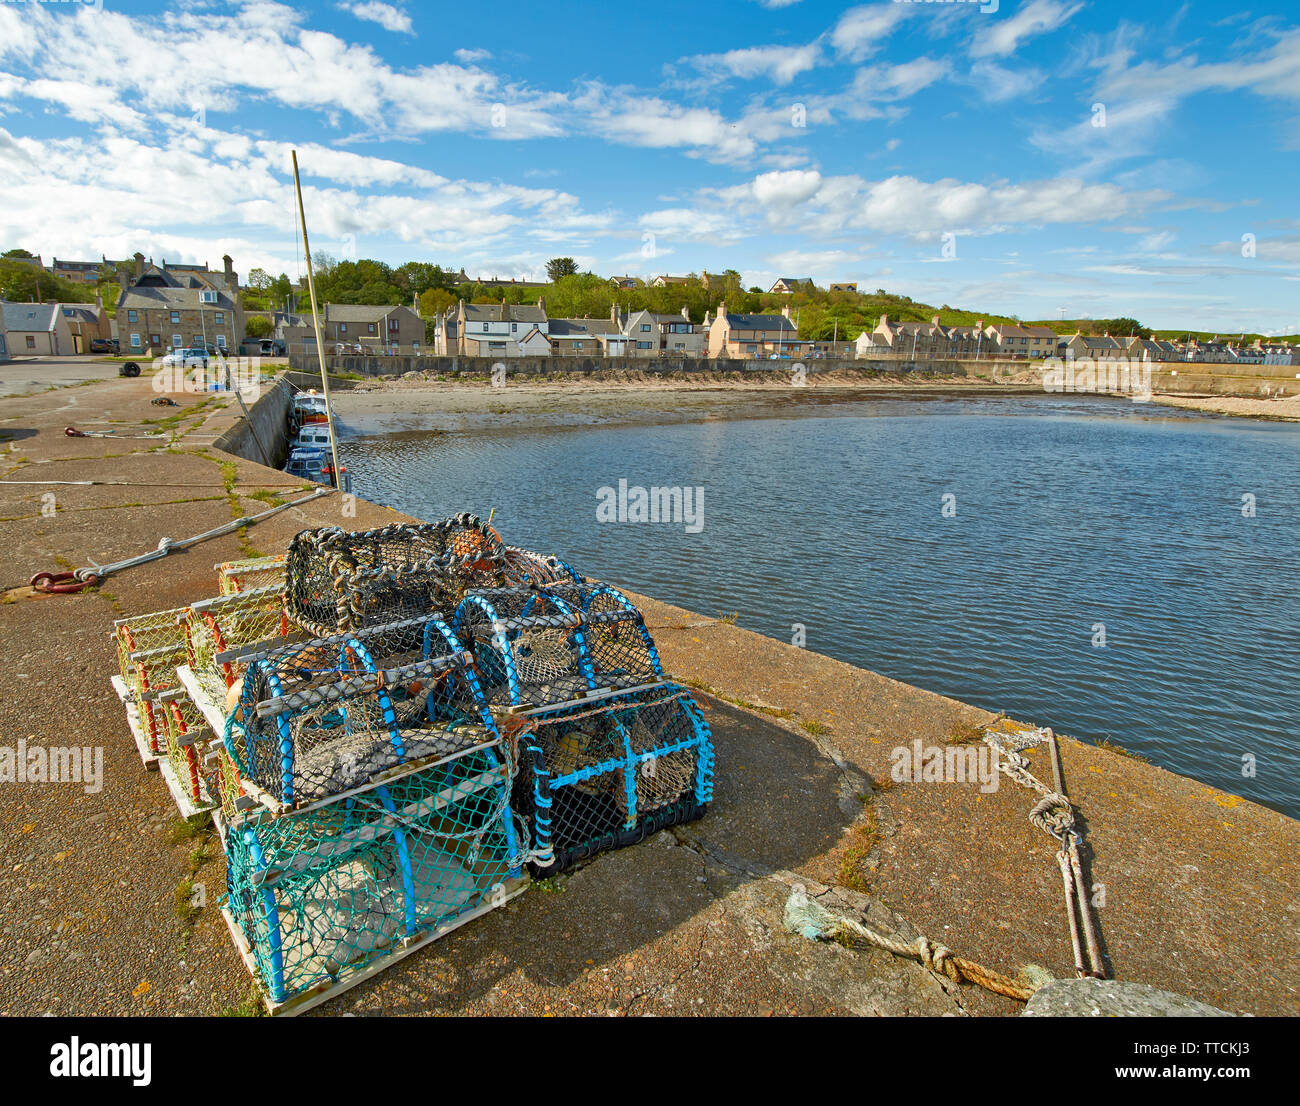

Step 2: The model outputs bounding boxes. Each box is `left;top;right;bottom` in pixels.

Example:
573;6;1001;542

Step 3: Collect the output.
220;875;530;1016
110;675;160;770
157;753;217;821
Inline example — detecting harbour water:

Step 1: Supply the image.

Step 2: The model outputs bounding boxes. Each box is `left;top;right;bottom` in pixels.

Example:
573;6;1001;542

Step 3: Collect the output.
339;394;1300;818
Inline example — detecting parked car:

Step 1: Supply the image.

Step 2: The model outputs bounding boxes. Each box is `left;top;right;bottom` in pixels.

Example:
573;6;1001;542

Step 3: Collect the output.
89;338;116;354
157;346;209;369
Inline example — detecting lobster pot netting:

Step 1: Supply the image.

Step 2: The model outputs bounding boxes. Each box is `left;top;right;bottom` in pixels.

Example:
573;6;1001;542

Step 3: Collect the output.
159;693;212;805
206;742;247;827
500;547;584;588
285;517;507;639
115;606;189;755
183;585;294;706
227;616;505;808
225;750;520;1006
546;583;663;692
516;684;714;872
216;554;287;596
454;584;662;710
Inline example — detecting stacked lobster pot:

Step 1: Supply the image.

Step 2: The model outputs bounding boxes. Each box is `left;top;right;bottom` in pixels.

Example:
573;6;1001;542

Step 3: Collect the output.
104;516;714;1012
452;579;714;874
206;516;530;1011
112;603;192;772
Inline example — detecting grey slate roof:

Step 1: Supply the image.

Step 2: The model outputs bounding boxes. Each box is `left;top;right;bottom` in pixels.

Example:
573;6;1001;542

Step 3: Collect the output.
324;303;411;323
462;303;547;324
549;317;622;336
721;312;796;331
1;302;61;331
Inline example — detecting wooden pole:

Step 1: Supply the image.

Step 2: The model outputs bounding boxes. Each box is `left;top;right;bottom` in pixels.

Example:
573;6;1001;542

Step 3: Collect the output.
291;150;343;490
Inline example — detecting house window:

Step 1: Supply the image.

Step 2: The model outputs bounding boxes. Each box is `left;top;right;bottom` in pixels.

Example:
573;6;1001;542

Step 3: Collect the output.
637;341;652;349
511;323;517;332
215;313;224;324
170;311;180;324
215;334;226;348
172;334;183;347
150;334;160;346
640;324;651;332
339;324;348;333
388;319;399;333
367;323;375;334
26;335;37;349
127;310;138;323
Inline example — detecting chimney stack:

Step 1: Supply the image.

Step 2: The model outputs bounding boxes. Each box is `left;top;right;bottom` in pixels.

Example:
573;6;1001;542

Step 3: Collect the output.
223;254;236;290
717;301;727;319
781;304;791;319
133;252;144;281
681;305;689;320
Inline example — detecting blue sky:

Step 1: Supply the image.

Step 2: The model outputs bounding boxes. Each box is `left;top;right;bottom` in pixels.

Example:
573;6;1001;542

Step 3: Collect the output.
1;0;1298;332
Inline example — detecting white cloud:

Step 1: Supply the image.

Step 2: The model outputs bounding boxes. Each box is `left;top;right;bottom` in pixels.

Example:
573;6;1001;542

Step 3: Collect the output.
709;169;1168;241
0;122;612;273
970;0;1083;59
682;43;823;86
338;2;413;35
454;48;492;63
750;169;824;209
831;4;910;63
967;60;1044;103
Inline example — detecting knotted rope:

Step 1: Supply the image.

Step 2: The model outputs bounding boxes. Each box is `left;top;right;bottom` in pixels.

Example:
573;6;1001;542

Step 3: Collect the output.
784;887;1037;1001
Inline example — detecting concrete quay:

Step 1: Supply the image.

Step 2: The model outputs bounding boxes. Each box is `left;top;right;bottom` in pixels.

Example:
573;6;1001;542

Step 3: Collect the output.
0;376;1295;1017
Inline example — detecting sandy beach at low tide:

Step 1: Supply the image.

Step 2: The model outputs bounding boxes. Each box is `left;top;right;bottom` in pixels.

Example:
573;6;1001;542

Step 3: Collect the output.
330;370;1047;436
1151;392;1300;422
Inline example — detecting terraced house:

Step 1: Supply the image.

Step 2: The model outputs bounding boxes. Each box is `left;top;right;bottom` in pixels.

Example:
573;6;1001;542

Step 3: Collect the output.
454;299;550;356
282;303;424;356
707;301;797;358
115;253;243;356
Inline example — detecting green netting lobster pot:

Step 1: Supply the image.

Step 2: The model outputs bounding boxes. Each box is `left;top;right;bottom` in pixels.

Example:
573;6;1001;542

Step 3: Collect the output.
114;605;189;756
182;584;294;706
225;616;503;809
224;748;521;1008
453;583;663;710
216;554;287;596
516;683;713;874
284;516;507;639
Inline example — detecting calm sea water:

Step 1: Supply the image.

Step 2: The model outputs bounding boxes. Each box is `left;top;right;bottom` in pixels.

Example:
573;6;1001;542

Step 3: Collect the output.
339;395;1300;818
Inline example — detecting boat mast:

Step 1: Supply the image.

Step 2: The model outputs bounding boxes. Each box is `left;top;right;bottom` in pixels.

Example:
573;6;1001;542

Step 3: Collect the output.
291;150;344;490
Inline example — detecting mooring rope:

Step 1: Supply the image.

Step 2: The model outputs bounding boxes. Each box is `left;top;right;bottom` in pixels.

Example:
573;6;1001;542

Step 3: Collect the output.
785;887;1036;1002
983;725;1106;979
